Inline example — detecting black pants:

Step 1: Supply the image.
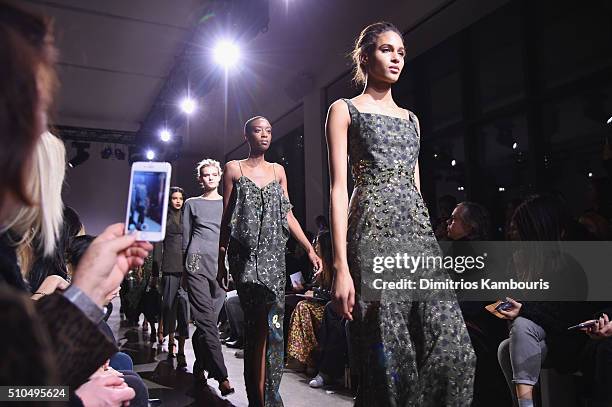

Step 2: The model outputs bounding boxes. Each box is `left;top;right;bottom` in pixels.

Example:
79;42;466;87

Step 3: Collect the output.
160;273;189;338
186;272;227;381
582;337;612;406
317;301;347;379
225;290;245;340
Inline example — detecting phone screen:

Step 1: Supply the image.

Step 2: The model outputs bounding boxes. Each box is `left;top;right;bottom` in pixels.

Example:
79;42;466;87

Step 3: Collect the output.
127;170;168;233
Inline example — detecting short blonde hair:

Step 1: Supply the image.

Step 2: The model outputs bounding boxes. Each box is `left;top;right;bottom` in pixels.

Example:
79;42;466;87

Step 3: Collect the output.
4;131;65;256
196;158;222;179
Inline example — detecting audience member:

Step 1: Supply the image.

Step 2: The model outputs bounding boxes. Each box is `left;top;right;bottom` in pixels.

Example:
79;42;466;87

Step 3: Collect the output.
497;194;598;407
0;3;151;406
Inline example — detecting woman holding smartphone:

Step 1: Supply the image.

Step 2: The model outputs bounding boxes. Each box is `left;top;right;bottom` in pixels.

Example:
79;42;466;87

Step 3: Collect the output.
325;22;475;406
218;116;322;407
183;159;233;395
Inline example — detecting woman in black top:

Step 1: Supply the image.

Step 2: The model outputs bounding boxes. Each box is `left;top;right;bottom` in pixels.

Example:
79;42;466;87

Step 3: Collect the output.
154;187;190;367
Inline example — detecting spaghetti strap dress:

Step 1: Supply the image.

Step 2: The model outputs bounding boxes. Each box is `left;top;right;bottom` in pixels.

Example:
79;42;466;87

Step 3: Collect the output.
342;98;476;406
227;162;292;407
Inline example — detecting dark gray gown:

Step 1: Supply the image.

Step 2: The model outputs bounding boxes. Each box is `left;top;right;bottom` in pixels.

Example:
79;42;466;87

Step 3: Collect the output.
343;98;476;407
227;162;291;407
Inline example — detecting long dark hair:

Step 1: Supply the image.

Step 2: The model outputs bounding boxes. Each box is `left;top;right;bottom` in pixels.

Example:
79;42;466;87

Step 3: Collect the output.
512;194;569;241
314;231;333;290
351;21;403;86
0;1;58;206
169;186;185;207
510;194;570;282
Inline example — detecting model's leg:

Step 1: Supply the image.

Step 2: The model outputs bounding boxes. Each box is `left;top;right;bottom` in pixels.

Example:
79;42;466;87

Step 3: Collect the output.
240;290;265;406
263;299;285;406
186;272;229;385
239;287;284;407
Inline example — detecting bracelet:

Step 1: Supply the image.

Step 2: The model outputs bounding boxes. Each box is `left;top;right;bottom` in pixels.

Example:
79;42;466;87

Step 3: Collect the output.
33;292;47;297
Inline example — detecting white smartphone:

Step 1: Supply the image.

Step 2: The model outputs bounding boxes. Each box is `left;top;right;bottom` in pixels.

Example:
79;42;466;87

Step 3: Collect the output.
124;161;172;241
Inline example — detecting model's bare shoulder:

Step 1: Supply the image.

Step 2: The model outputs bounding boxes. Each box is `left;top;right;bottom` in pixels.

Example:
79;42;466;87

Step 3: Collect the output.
327;99;351;123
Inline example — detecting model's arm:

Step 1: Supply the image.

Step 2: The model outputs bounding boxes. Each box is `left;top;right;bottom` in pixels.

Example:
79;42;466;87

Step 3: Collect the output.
326;100;355;320
217;161;237;289
277;164;322;271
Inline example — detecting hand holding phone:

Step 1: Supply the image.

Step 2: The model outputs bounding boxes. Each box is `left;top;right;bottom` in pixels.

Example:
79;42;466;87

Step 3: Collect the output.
580;314;612;339
125;162;172;242
485;298;521;320
568;320;597;331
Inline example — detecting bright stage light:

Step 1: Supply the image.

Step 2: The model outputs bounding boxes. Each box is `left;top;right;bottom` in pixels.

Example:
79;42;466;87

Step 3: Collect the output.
160;129;172;142
607;116;612;124
146;150;156;160
180;97;196;115
451;159;456;167
213;40;240;69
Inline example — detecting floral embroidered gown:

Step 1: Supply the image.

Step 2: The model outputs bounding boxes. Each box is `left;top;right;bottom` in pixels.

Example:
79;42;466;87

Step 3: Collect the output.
342;98;476;407
227;162;291;407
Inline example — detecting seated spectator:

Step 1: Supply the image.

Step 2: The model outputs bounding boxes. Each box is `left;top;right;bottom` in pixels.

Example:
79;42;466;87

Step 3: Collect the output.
0;4;151;405
286;232;333;372
68;233;149;405
446;201;510;406
578;309;612;407
309;301;347;388
223;289;245;349
497;194;598;407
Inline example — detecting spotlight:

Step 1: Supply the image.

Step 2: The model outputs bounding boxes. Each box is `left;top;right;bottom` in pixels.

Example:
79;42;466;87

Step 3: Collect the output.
160;129;172;142
512;142;518;150
213;40;240;69
146;150;156;160
498;187;506;192
68;142;90;168
451;159;456;167
588;172;593;178
180;97;196;115
100;145;112;159
457;186;465;191
607;116;612;124
115;147;125;160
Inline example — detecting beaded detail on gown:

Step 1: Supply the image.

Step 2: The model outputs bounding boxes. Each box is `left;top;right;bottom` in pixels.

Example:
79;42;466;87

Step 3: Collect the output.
227;163;291;407
343;98;476;407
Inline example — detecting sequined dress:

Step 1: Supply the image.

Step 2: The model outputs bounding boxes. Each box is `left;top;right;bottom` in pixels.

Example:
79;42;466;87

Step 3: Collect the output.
227;162;291;407
343;98;476;406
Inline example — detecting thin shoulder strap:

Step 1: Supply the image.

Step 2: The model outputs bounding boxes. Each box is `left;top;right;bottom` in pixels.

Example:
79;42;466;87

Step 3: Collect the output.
408;110;420;137
342;98;358;125
272;163;277;182
237;160;244;175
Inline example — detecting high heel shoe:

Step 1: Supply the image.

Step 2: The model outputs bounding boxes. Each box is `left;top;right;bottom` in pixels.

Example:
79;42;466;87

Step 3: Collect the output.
218;379;234;396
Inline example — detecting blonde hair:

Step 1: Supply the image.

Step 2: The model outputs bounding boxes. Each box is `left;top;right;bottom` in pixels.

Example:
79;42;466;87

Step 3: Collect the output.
4;131;66;257
196;158;223;179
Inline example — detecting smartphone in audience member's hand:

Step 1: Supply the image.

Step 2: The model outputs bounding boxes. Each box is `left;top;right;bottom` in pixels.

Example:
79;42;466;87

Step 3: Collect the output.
485;300;513;319
567;320;597;331
124;161;172;241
